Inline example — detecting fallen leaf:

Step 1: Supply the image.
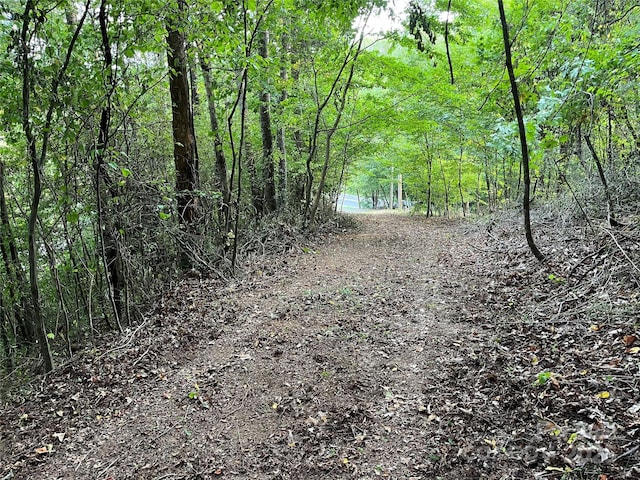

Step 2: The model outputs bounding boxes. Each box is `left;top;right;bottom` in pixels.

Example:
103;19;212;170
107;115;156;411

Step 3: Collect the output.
546;466;571;472
484;438;497;449
627;346;640;354
623;335;636;346
590;324;601;332
597;391;611;399
52;432;65;442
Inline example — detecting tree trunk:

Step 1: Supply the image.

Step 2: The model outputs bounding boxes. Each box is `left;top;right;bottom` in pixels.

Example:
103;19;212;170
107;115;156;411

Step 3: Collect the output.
20;0;89;371
304;38;361;226
166;0;199;235
457;146;466;216
444;0;455;85
258;30;277;214
0;161;32;345
619;105;640;152
498;0;545;262
584;134;618;226
97;0;124;330
426;156;433;217
201;59;231;229
439;157;450;218
276;31;290;210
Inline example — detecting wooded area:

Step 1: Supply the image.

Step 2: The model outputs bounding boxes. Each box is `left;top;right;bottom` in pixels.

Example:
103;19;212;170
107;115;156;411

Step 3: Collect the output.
0;0;638;375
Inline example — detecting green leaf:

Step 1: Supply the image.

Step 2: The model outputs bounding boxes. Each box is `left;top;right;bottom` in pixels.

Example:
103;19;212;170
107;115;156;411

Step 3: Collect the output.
66;211;79;224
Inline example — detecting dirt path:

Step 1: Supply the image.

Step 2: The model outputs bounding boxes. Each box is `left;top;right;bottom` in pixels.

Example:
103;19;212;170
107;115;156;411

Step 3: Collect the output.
4;213;637;479
3;214;485;479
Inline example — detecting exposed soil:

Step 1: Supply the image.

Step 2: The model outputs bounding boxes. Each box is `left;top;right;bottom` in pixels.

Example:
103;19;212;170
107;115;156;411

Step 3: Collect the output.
1;213;638;479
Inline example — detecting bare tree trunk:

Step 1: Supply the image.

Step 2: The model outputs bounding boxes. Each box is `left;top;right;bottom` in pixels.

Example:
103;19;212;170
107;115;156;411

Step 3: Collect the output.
258;30;277;214
20;0;89;371
200;59;231;229
498;0;545;261
457;146;466;216
439;157;450;218
0;161;32;344
276;31;290;210
426;155;433;217
166;0;199;239
444;0;455;85
584;134;618;226
619;105;639;152
0;294;13;371
97;0;124;330
304;36;362;226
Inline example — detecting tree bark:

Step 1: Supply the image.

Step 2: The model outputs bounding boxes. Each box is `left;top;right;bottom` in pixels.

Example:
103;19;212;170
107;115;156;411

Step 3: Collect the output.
0;161;32;344
498;0;545;262
457;146;466;216
276;31;290;209
258;30;277;214
200;59;231;229
439;157;450;218
20;0;89;371
584;134;618;226
97;0;124;330
444;0;455;85
166;0;199;236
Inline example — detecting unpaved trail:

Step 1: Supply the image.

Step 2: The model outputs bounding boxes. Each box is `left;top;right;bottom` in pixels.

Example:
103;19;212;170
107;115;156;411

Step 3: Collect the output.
3;214;487;479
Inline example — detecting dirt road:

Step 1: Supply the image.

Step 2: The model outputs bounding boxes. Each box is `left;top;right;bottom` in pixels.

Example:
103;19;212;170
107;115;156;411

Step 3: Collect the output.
4;213;636;479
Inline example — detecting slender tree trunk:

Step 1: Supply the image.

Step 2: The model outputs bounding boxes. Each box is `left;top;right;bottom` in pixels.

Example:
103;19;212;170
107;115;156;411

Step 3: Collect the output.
304;38;361;226
97;0;124;330
276;31;290;209
607;107;613;168
0;161;32;344
444;0;455;85
333;133;352;211
166;0;199;237
498;0;545;261
189;60;199;106
457;146;466;216
258;30;277;214
309;33;363;224
426;155;433;217
439;157;450;218
20;0;89;371
619;105;640;152
201;59;231;229
0;293;13;371
584;134;618;226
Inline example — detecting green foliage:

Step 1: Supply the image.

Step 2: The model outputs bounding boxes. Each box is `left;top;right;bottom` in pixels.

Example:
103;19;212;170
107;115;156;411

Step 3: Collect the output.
1;0;639;376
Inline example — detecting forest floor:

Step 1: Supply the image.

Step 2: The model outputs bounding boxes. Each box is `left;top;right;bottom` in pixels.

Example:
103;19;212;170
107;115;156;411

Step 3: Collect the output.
1;212;639;480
